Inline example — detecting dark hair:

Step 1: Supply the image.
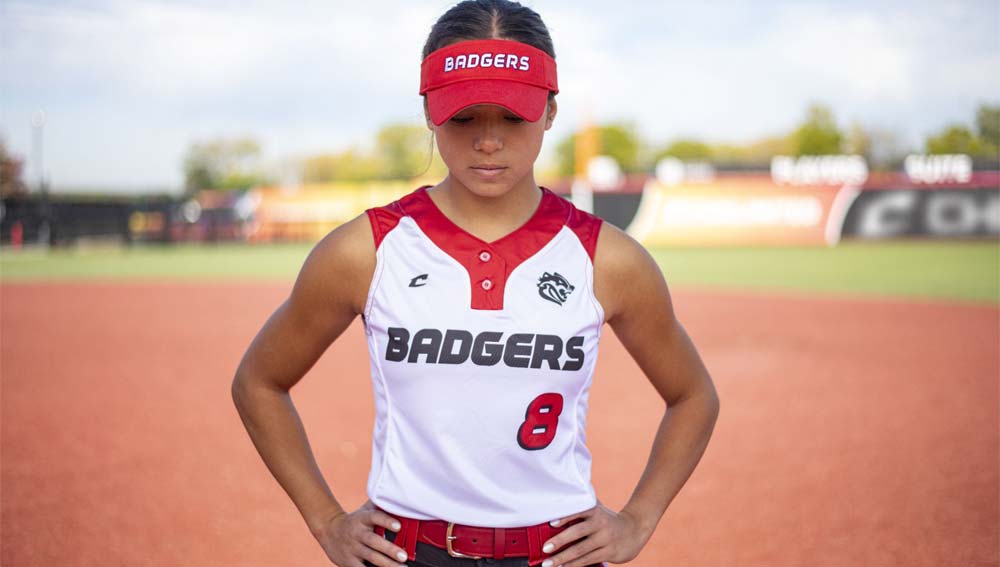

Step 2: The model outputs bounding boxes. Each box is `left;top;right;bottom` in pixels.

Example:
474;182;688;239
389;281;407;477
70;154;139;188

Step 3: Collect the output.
416;0;555;177
423;0;556;102
423;0;554;59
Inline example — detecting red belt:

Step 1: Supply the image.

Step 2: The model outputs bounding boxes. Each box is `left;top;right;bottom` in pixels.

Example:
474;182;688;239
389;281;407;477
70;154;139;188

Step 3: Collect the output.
373;505;583;566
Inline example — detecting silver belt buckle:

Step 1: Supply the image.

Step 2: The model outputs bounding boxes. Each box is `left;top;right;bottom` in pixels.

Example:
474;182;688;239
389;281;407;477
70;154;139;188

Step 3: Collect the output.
445;522;483;559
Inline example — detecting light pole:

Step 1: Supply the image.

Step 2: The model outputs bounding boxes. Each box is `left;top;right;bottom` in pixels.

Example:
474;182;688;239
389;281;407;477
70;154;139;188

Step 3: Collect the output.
31;110;50;246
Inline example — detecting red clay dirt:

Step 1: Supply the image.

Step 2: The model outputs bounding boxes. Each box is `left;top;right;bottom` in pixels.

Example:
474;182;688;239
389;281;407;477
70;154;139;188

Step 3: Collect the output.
1;282;997;567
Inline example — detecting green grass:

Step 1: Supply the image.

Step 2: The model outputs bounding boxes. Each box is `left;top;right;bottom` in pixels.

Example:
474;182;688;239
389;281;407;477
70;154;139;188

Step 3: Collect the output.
0;242;313;282
649;241;999;304
2;240;998;304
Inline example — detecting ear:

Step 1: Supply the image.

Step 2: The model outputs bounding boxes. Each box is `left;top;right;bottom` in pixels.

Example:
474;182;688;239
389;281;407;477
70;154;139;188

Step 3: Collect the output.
544;97;558;131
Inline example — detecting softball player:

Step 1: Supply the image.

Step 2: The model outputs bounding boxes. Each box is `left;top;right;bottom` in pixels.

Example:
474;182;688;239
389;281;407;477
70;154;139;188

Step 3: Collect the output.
232;2;719;567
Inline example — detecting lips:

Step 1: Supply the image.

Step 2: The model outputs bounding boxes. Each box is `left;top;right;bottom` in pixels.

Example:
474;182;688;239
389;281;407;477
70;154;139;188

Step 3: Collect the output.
470;164;507;179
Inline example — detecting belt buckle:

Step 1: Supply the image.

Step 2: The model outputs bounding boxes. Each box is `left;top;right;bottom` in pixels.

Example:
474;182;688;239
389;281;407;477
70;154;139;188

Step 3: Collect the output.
445;522;482;559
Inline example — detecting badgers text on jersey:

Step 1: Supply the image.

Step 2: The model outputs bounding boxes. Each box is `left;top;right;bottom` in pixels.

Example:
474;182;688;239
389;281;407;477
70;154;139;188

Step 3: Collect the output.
361;186;604;527
385;327;585;370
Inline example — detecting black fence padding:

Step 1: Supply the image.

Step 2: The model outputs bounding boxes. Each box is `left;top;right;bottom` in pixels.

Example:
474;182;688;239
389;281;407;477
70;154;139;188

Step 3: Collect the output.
840;187;999;239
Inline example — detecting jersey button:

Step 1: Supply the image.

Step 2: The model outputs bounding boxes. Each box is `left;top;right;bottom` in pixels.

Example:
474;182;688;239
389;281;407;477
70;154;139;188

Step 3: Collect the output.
481;279;493;290
479;251;492;262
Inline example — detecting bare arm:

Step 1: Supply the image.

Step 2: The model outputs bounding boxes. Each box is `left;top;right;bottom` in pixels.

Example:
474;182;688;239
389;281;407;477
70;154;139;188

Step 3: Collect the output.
230;213;374;535
532;222;720;567
597;222;721;540
230;215;415;567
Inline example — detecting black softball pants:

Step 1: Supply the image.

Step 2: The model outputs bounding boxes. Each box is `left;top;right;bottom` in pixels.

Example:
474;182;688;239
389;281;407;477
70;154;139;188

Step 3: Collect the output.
363;527;605;567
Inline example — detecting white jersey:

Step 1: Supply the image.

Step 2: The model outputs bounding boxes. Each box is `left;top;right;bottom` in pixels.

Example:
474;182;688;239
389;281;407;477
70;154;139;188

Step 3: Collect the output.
362;185;604;527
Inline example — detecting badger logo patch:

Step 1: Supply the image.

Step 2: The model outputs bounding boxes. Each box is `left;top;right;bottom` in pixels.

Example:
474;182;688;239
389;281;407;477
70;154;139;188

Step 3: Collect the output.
537;272;574;306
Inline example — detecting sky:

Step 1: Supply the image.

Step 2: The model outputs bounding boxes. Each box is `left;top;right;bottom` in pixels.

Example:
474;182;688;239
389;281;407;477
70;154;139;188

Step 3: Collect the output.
1;0;998;193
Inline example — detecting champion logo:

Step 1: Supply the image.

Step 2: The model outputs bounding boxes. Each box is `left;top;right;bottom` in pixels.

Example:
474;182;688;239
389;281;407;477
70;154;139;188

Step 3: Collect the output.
409;274;429;288
444;53;530;73
537;272;574;306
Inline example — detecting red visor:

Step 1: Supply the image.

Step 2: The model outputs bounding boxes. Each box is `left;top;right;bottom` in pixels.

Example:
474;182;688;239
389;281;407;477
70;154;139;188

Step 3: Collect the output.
420;38;558;125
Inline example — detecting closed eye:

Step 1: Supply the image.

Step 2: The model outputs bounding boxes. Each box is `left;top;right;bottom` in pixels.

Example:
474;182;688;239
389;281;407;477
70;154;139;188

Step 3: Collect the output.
448;115;525;124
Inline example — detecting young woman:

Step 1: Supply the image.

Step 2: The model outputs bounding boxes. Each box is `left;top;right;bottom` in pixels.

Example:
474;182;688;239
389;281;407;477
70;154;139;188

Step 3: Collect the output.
231;2;720;567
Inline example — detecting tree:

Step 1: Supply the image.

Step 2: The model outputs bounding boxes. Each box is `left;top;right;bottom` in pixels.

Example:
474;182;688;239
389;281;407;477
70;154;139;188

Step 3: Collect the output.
554;123;642;176
708;135;792;166
182;137;271;193
789;103;843;155
922;104;999;164
301;148;381;183
843;122;871;157
976;104;999;149
300;123;446;183
925;125;983;155
652;139;713;162
0;139;29;197
375;124;435;179
974;103;999;164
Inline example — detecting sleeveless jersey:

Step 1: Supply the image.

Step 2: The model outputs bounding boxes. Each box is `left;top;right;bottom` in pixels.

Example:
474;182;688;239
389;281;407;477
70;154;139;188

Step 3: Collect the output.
362;185;604;527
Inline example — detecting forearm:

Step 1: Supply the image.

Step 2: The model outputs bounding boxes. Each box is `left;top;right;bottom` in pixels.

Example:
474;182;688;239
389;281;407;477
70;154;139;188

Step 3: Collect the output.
620;389;719;538
231;378;344;536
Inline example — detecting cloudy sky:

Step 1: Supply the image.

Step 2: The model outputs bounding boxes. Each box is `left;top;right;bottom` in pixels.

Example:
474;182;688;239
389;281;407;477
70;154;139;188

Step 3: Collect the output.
1;0;997;192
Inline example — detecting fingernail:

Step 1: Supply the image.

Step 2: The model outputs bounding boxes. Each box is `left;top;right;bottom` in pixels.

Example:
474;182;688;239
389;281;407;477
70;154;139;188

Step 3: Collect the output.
542;542;554;553
396;551;407;561
549;519;561;526
392;521;401;531
542;560;553;567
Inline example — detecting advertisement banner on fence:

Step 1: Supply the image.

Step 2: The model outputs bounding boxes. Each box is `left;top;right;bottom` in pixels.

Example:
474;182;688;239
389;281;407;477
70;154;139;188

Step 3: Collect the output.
248;182;415;242
627;176;850;246
840;187;999;239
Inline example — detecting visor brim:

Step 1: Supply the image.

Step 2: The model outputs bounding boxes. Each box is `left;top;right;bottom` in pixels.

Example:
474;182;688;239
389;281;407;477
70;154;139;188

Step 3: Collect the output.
425;79;550;126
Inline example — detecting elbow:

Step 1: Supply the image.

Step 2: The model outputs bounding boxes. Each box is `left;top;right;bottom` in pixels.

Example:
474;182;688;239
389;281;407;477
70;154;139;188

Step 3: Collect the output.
231;366;259;412
231;372;248;411
701;374;721;418
670;378;720;422
707;386;721;422
231;367;288;411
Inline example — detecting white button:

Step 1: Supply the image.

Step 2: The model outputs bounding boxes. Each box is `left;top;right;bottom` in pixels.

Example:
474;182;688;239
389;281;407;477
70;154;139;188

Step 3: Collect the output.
481;279;493;290
479;251;491;262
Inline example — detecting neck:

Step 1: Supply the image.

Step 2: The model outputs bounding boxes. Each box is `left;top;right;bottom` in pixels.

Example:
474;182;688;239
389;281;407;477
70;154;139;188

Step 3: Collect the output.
430;174;543;238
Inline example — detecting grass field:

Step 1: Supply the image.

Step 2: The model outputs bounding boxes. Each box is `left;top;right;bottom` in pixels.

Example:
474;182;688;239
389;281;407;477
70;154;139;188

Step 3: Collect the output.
1;239;997;304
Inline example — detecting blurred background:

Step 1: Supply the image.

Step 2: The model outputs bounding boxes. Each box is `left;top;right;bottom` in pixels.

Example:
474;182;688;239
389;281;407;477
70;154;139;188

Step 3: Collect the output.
1;0;997;268
1;1;998;566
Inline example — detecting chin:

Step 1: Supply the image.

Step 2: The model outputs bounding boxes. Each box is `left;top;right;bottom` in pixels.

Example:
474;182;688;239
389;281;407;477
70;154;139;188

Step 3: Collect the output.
455;175;516;198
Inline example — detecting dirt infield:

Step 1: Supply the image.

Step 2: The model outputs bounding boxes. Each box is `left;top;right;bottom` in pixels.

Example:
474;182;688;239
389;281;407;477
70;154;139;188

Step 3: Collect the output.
2;282;997;567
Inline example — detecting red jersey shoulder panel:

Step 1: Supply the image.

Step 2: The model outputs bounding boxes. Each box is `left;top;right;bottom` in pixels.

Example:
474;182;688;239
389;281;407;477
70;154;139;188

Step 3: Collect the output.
364;186;430;249
364;185;602;308
401;186;565;310
564;199;604;262
364;204;402;250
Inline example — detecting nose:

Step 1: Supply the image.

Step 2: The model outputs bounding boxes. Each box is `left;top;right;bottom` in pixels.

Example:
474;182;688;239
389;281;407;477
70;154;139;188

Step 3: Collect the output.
473;123;503;154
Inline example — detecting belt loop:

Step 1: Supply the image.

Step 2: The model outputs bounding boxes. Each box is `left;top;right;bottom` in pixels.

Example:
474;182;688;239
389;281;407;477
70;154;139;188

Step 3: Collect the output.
539;521;552;543
391;518;414;559
391;520;408;550
402;518;420;561
493;527;505;559
526;524;542;566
